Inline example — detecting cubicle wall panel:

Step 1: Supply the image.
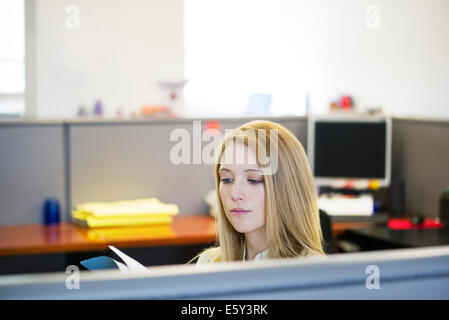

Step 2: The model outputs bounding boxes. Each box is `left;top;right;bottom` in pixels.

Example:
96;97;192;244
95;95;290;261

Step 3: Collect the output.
392;119;449;217
70;122;212;215
2;246;448;299
2;116;446;229
69;118;306;215
0;125;66;225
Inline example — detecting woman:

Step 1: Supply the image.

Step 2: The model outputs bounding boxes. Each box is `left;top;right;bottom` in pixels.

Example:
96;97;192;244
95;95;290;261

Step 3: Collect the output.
196;120;324;264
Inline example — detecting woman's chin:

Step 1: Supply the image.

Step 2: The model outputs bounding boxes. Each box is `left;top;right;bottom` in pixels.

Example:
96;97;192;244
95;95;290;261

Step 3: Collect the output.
232;224;259;234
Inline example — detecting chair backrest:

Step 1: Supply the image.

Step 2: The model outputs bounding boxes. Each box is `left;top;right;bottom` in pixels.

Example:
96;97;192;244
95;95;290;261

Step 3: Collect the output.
319;209;334;254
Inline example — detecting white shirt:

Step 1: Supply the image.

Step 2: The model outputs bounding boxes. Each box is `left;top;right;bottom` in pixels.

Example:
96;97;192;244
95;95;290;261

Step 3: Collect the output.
243;241;268;263
242;241;309;263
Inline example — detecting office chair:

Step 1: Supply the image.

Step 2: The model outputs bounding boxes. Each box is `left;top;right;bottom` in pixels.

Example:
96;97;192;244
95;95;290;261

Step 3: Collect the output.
319;209;334;254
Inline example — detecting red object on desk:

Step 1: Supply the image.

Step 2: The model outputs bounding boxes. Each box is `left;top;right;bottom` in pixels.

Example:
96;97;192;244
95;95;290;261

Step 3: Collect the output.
387;218;444;230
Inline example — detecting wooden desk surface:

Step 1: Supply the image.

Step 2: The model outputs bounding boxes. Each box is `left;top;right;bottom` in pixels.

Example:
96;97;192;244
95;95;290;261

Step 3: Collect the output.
0;214;376;257
0;215;217;256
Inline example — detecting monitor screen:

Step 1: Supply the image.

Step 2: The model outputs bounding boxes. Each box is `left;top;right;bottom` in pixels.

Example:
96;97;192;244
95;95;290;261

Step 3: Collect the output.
308;116;391;187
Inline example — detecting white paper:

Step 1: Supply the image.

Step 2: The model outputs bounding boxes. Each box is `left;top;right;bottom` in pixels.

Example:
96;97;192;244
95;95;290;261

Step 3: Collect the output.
112;259;131;273
318;194;374;216
108;245;149;273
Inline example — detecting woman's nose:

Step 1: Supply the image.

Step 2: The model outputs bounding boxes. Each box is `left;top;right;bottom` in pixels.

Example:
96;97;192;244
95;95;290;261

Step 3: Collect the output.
231;181;244;201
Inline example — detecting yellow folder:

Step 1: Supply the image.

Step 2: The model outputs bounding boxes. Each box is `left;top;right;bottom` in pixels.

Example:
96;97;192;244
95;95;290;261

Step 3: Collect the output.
71;197;179;228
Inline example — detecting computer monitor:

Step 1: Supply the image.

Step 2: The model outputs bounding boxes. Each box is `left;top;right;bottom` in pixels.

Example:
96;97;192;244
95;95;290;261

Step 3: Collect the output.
307;115;392;188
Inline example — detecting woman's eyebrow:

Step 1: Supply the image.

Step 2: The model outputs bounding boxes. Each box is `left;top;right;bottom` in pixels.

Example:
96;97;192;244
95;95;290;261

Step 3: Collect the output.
219;168;260;173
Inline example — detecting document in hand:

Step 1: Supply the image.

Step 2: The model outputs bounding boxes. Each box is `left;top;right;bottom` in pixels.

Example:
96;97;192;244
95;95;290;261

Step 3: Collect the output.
80;245;149;273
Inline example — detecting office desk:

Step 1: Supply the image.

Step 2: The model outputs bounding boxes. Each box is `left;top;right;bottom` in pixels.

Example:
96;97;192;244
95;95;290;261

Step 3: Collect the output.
344;226;449;250
0;215;217;274
0;215;217;257
0;214;380;257
0;214;381;274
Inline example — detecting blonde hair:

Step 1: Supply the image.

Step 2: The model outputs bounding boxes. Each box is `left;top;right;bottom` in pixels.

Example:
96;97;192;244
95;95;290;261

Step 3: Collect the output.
194;120;324;263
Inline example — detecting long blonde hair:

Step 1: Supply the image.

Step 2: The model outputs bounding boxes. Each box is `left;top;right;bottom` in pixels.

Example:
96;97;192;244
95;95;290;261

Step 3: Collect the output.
196;120;324;263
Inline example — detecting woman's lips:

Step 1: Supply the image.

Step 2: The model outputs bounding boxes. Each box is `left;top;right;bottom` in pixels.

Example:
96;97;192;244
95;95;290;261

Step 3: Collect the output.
230;208;252;216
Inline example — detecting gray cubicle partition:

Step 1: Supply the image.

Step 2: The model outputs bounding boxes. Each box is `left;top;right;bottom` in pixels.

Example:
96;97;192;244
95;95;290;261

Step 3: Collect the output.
391;118;449;218
0;122;66;225
1;246;448;299
68;117;306;216
1;116;448;226
0;117;305;226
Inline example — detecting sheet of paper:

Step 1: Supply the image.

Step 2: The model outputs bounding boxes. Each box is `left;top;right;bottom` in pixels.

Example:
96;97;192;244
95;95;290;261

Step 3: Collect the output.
113;259;130;273
108;245;149;273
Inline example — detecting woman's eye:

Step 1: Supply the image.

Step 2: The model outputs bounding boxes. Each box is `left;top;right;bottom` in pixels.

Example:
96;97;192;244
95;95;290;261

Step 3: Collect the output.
248;179;263;185
220;178;232;184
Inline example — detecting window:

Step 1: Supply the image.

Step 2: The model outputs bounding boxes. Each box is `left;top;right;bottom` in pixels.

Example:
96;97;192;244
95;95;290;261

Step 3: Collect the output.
0;0;25;116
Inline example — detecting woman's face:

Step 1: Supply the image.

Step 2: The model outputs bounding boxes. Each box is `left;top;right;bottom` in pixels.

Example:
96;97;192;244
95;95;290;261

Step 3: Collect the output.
218;142;266;235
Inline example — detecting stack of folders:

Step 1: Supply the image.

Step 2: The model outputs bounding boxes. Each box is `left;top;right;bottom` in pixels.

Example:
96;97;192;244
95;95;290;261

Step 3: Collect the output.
72;198;179;228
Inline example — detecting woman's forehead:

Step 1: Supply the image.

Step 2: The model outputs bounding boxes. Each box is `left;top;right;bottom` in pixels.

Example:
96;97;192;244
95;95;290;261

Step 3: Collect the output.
220;142;259;167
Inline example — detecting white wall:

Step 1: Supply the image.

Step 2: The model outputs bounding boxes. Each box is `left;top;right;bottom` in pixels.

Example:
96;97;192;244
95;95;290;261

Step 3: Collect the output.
34;0;184;118
32;0;449;119
280;0;449;118
183;0;282;117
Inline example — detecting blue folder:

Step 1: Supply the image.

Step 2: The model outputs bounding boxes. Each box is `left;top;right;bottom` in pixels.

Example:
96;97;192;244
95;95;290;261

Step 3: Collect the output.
80;256;122;271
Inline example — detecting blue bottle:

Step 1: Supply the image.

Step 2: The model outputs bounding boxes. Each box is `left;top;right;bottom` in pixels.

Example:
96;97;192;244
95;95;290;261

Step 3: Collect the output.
43;198;60;225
